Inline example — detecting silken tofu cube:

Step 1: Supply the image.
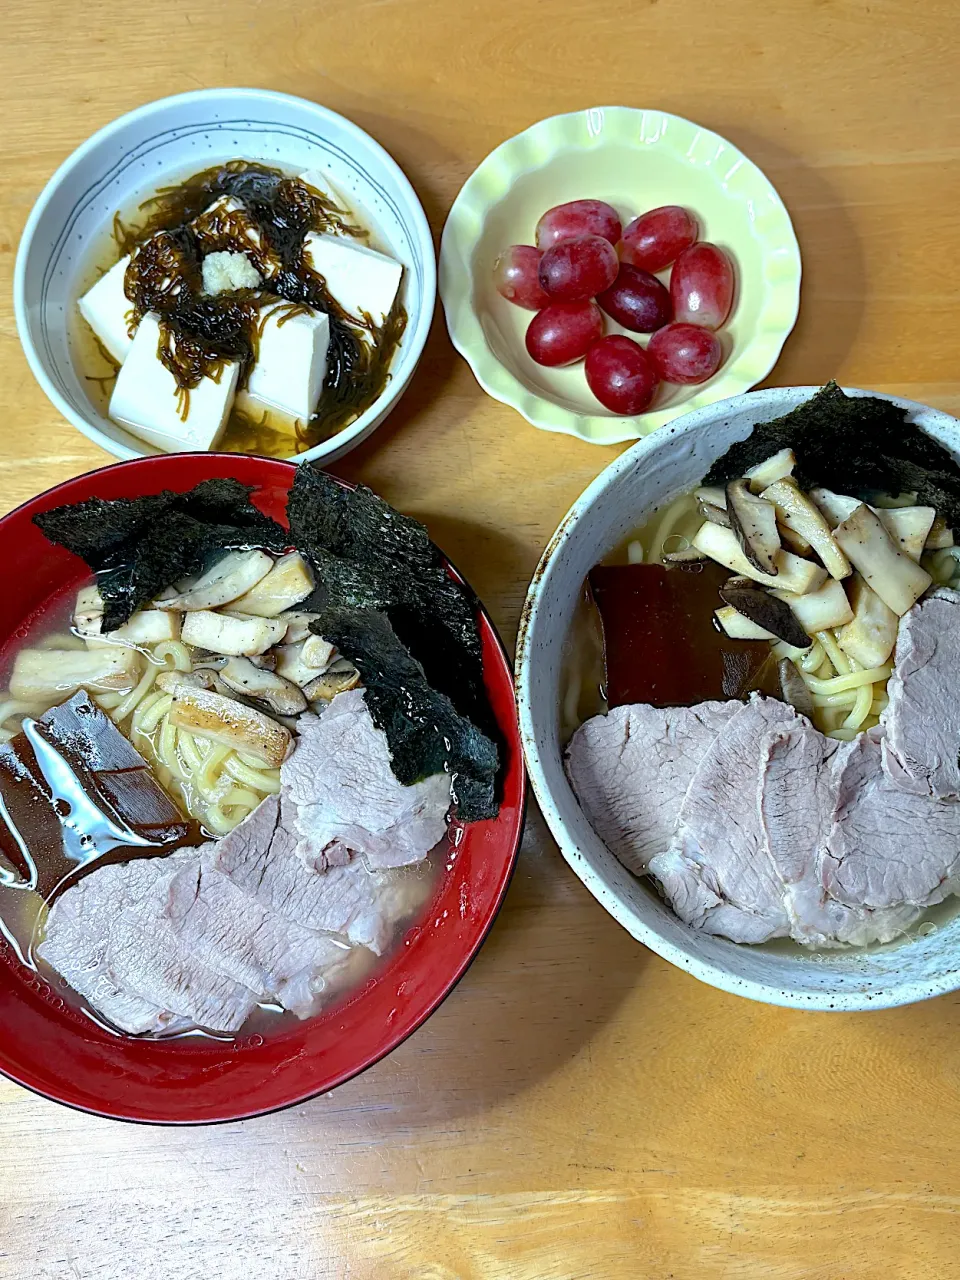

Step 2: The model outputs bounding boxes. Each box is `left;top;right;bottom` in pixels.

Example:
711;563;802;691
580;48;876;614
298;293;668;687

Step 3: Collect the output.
302;232;403;325
109;312;239;452
77;255;135;365
298;168;354;222
245;301;330;422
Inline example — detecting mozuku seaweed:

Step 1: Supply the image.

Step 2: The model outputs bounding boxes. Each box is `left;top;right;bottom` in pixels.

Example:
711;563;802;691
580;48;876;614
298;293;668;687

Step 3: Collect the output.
704;382;960;527
34;479;289;630
289;466;489;729
311;607;499;822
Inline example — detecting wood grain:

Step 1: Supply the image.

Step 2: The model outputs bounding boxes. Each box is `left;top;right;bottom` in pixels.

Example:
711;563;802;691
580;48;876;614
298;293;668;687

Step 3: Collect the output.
2;1;960;1275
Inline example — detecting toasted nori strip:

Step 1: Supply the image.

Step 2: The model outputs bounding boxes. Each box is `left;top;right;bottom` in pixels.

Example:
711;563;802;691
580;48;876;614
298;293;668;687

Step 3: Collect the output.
311;607;499;822
289;466;487;724
34;479;289;630
704;382;960;527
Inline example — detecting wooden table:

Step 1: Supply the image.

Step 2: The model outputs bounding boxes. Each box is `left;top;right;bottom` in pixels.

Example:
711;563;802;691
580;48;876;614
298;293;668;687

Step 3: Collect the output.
2;2;959;1275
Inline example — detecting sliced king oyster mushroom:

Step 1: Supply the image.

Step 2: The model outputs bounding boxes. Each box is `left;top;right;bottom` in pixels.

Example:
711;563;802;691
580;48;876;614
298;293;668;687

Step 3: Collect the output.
724;479;781;576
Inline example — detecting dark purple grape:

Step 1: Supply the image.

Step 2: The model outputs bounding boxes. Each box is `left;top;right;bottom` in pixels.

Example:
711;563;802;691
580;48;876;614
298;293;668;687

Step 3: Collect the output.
585;335;659;414
596;265;672;333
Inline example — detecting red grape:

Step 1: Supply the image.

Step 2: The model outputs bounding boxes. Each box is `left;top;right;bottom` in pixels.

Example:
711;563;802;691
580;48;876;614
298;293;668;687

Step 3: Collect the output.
619;206;698;272
538;235;618;303
525;302;603;366
596;264;672;333
492;245;549;310
536;199;622;249
584;335;659;414
670;243;735;329
647;323;722;384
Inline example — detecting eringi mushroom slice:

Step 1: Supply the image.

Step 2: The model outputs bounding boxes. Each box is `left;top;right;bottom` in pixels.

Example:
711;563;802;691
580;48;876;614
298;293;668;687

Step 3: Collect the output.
760;477;851;580
836;574;900;669
692;522;827;594
718;578;811;649
694;485;728;510
180;610;287;657
744;447;796;493
715;605;776;641
218;656;308;715
302;659;361;703
277;611;321;644
229;552;315;617
301;634;334;669
154;550;275;612
925;517;954;550
10;646;141;701
771;576;854;635
75;585;181;647
811;488;937;560
662;545;707;564
832;503;932;615
724;479;781;575
697;500;731;528
168;685;292;768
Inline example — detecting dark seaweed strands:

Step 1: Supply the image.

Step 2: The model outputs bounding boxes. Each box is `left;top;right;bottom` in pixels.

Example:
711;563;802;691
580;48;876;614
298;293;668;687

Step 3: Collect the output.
33;472;501;821
33;479;289;632
117;161;407;446
705;381;960;530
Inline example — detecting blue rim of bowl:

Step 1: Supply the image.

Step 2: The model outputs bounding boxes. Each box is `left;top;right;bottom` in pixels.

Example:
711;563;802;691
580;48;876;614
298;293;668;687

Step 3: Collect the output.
13;88;437;465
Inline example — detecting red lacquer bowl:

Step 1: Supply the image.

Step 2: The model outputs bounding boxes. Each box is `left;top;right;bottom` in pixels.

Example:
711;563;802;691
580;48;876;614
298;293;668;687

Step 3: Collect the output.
0;454;525;1123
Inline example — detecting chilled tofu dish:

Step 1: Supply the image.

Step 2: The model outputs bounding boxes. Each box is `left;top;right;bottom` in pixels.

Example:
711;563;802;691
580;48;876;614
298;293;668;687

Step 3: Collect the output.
76;162;406;457
562;383;960;948
0;469;500;1037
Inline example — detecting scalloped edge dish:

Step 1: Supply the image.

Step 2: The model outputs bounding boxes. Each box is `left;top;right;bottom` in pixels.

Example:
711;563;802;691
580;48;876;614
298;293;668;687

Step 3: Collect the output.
440;107;802;445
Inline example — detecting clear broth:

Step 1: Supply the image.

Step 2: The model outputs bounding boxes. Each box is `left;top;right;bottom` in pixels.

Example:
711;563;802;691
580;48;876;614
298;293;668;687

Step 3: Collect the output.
0;579;443;1039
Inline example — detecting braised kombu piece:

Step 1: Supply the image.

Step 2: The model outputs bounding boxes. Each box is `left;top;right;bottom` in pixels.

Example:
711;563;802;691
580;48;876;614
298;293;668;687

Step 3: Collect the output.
590;561;780;709
312;607;499;823
0;692;196;901
33;478;289;630
705;382;960;529
116;161;407;444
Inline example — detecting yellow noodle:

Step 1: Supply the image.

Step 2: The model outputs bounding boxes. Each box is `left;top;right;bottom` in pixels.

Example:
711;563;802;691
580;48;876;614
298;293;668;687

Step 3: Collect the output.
811;691;861;709
109;660;157;724
223;754;282;793
177;729;205;774
221;786;261;809
802;665;892;696
626;540;644;565
137;692;172;735
816;630;852;675
842;681;874;731
827;727;859;741
647;497;693;565
799;641;826;673
153;639;193;671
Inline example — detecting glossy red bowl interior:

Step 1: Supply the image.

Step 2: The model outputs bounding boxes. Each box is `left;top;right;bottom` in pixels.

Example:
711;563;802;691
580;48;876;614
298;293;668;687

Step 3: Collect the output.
0;454;525;1123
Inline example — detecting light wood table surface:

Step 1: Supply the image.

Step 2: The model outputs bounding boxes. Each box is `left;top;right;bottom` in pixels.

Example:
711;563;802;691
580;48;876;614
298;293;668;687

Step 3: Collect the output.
2;2;960;1276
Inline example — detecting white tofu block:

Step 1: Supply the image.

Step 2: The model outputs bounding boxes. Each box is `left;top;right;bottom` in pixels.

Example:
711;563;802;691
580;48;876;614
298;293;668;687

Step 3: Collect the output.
109;312;239;452
77;255;135;364
303;232;403;325
192;196;265;255
245;301;330;422
202;250;262;295
298;168;354;221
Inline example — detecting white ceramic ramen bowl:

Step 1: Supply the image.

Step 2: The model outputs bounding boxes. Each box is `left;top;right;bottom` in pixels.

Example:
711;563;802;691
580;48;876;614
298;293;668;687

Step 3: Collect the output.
14;88;435;465
516;385;960;1011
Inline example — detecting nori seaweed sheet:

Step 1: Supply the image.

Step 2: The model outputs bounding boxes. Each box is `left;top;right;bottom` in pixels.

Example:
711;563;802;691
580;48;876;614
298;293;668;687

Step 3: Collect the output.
311;607;499;822
289;466;489;730
34;479;289;630
704;382;960;526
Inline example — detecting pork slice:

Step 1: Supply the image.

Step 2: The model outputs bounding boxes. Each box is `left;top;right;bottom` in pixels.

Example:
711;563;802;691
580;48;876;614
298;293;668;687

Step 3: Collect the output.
564;700;740;876
282;691;451;872
882;588;960;799
37;906;175;1036
212;794;417;954
759;726;920;946
822;730;960;910
38;853;260;1034
649;697;795;944
163;854;355;1018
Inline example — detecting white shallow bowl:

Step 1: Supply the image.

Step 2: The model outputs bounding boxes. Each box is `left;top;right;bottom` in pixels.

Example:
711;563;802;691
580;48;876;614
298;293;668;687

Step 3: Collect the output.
14;88;436;465
517;385;960;1011
440;107;801;446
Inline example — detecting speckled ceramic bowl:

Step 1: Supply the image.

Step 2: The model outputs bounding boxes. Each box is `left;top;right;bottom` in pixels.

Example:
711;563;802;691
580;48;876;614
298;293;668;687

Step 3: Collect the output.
14;88;435;465
516;385;960;1011
440;108;801;446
